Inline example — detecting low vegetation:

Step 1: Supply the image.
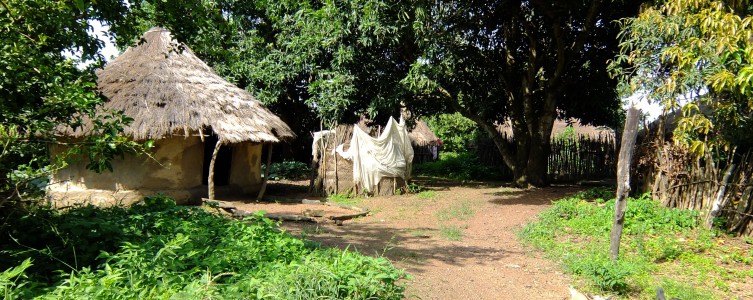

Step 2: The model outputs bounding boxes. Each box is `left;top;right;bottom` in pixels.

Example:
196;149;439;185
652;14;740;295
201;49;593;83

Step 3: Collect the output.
439;225;464;241
263;161;310;181
413;152;502;181
0;196;406;299
518;188;753;299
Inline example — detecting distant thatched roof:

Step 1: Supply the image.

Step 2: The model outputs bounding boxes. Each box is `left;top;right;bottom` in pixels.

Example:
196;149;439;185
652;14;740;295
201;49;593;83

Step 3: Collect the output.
408;120;439;146
497;118;614;138
62;27;294;144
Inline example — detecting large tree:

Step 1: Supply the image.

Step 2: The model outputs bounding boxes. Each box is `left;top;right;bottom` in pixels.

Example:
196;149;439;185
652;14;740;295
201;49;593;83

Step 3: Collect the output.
609;0;753;154
403;0;640;187
0;0;149;203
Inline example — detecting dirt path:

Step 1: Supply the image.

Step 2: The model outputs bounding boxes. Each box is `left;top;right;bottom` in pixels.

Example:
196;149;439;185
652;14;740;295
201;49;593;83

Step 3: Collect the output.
273;180;582;300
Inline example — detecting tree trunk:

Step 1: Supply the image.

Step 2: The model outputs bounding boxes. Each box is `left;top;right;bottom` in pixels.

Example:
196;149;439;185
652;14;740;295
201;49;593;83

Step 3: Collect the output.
610;104;640;261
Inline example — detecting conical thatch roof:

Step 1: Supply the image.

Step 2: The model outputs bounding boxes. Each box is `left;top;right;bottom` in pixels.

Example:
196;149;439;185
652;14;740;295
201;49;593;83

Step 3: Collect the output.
64;27;294;143
408;120;439;146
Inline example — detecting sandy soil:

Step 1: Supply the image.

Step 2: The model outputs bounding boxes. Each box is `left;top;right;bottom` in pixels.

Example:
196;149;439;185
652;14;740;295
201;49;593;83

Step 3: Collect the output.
254;179;582;300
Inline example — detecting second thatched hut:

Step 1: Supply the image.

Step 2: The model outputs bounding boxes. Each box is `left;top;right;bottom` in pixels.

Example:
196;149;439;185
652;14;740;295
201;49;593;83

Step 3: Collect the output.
48;27;294;206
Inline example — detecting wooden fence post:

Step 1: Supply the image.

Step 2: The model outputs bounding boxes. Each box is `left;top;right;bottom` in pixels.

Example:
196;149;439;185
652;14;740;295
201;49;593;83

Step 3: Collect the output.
208;140;224;200
706;147;737;229
610;104;640;261
257;143;273;201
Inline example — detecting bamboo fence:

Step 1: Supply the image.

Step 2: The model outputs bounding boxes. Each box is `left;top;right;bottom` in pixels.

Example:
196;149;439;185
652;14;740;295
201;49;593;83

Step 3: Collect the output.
476;133;617;182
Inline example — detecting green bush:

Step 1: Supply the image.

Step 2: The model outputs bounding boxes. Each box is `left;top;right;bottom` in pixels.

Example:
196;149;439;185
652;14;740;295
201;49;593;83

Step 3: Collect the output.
264;161;310;180
425;113;479;153
413;152;502;180
0;196;405;299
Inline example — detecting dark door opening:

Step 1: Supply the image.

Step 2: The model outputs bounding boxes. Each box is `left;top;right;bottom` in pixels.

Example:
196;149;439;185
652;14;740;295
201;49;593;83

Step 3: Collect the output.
202;135;232;186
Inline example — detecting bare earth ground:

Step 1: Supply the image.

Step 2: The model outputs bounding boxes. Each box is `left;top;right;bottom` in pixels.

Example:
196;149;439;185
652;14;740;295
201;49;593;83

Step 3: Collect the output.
243;179;582;300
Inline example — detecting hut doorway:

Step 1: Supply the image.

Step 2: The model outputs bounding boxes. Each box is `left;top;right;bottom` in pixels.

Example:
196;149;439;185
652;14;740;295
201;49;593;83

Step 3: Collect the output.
202;135;232;186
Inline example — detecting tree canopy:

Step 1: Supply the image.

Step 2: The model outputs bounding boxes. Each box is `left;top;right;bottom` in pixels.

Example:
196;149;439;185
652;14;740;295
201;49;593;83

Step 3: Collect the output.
610;0;753;154
0;0;150;203
403;0;640;186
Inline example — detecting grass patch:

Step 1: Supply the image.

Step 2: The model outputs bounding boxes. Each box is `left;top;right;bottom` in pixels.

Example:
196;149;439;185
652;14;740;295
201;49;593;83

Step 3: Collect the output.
518;189;750;299
417;191;436;199
0;195;405;299
327;193;361;205
436;201;475;221
439;225;464;241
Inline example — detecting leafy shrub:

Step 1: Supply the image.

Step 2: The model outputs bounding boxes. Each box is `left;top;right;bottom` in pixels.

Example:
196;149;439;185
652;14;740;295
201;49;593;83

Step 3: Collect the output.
263;161;310;180
425;113;479;153
0;197;405;299
563;253;635;294
413;152;502;180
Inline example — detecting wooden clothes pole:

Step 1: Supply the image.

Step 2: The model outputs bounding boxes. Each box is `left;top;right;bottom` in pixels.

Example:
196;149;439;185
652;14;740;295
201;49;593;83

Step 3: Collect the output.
610;104;641;261
208;140;224;200
256;143;273;201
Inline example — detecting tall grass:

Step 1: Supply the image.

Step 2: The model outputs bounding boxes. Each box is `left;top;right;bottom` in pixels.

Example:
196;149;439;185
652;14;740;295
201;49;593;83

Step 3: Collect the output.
0;195;406;299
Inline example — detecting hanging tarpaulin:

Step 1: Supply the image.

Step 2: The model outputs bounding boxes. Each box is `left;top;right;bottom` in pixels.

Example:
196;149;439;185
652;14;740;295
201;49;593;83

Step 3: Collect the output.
335;117;414;193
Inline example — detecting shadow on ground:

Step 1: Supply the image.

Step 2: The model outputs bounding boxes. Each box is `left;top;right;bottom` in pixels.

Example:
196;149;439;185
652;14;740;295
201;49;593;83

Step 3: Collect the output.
283;222;521;275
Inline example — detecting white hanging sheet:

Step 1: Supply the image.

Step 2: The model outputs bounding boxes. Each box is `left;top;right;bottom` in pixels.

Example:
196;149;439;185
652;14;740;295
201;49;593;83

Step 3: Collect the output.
335;117;414;193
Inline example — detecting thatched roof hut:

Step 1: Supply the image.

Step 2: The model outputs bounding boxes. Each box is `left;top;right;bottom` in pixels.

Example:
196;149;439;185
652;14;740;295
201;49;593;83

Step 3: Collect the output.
64;27;294;143
496;118;614;139
408;120;439;147
49;27;294;206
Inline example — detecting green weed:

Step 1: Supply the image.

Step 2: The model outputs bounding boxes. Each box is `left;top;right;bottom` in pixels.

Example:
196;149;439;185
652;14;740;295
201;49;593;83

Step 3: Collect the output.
439;226;463;241
417;191;436;200
327;193;360;205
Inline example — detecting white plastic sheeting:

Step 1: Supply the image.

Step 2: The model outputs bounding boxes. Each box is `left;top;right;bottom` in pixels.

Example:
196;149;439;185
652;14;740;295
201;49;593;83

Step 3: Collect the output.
334;117;414;193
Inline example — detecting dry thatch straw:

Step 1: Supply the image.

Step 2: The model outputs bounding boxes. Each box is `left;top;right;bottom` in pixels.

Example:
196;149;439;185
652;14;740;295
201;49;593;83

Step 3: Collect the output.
496;118;614;138
61;27;294;144
408;119;439;146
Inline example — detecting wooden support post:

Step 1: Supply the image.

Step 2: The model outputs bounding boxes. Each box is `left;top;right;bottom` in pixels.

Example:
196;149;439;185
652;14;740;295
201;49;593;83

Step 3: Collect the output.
208;140;223;200
706;148;737;229
610;104;640;261
256;143;273;201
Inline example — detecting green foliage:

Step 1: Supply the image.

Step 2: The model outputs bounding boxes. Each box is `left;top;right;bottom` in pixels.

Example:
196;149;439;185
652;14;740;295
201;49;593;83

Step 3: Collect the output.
413;152;502;181
563;253;635;294
0;0;150;203
0;198;406;299
416;191;436;200
519;191;745;298
264;161;310;181
125;0;420;124
439;225;463;241
554;126;577;144
404;182;425;194
403;0;636;185
425;113;478;153
327;193;360;205
609;0;753;154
